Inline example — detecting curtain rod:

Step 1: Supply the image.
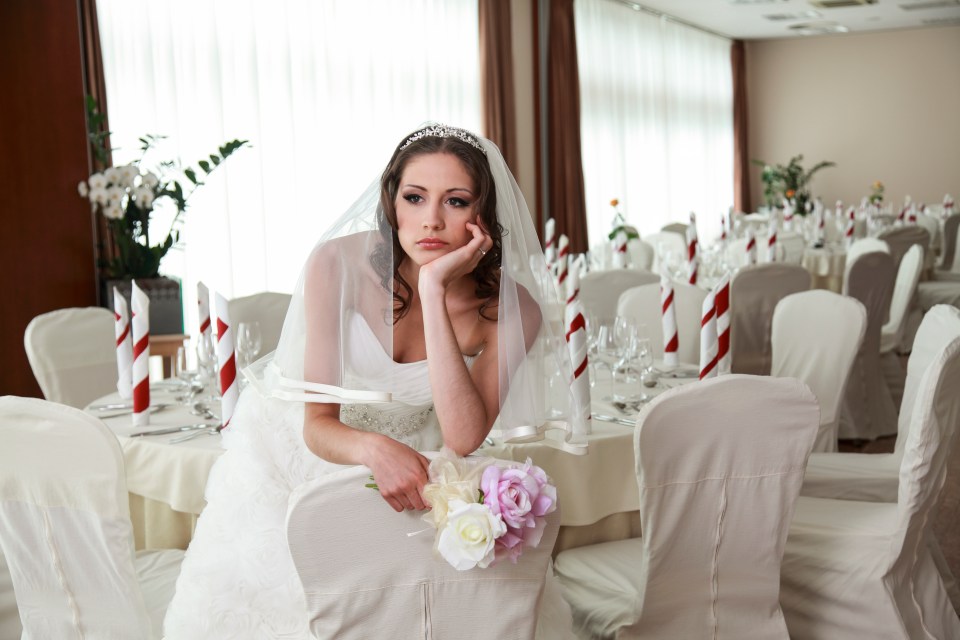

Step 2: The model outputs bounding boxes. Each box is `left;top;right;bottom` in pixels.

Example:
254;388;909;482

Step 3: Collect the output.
607;0;732;41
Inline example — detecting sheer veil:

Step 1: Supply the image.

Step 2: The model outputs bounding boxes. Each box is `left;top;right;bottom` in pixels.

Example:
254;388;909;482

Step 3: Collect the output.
245;125;587;453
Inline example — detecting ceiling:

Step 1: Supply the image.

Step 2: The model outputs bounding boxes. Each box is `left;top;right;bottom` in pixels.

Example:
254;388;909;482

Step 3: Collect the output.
626;0;960;39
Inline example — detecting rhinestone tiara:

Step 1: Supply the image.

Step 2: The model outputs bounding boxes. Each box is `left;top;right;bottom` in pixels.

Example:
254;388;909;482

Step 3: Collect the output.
399;125;487;155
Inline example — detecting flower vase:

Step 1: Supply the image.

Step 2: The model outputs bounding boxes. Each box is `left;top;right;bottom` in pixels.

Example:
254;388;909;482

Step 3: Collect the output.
103;276;184;335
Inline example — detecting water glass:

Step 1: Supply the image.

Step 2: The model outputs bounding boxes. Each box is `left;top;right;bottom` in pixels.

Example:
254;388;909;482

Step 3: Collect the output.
236;321;263;369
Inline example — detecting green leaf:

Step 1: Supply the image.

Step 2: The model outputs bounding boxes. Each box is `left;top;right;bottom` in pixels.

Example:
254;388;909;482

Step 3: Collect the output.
210;154;221;166
198;160;211;174
364;483;379;490
183;168;198;185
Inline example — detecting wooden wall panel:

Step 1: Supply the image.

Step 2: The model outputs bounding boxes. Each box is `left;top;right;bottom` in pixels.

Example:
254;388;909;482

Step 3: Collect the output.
0;0;97;397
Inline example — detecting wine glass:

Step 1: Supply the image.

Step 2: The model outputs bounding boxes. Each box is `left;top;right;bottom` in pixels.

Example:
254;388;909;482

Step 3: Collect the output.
594;322;621;401
195;331;219;400
236;321;263;369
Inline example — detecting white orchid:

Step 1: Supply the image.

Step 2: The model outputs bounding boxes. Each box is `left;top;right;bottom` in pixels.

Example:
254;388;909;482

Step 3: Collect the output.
117;164;139;188
103;202;124;220
141;171;159;189
88;172;107;190
89;187;109;206
133;185;155;209
106;186;125;205
77;181;89;197
103;166;121;184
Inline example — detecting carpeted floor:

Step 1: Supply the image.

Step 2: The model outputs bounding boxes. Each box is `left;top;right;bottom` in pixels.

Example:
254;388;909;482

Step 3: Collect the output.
840;434;960;611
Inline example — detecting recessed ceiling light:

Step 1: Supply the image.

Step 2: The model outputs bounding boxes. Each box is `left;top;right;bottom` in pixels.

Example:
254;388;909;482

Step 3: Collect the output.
764;10;823;20
789;21;851;34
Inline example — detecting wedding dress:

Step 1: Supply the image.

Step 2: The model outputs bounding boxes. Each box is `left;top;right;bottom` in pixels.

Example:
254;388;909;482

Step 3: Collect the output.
163;312;575;638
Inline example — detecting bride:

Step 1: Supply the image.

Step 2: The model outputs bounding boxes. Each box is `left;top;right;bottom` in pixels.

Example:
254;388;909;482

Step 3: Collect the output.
163;124;583;638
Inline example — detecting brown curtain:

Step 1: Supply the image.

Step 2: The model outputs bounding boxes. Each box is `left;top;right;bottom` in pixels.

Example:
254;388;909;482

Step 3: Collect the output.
545;0;588;253
479;0;518;173
731;40;750;214
78;0;115;296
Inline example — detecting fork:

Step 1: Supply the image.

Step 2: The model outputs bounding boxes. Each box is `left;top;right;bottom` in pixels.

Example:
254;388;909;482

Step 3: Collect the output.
169;425;223;444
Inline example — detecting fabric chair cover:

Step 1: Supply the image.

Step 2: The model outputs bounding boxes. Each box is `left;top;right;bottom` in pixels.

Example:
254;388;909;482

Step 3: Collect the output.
802;305;960;502
843;237;889;290
880;244;924;355
781;336;960;640
877;226;931;272
555;376;819;640
772;290;866;453
644;232;686;274
659;222;687;237
729;263;811;375
839;251;898;441
23;307;117;408
915;213;941;268
934;214;959;274
627;239;654;271
286;459;560;640
617;282;707;365
777;231;806;264
228;290;293;356
580;270;659;324
0;396;182;639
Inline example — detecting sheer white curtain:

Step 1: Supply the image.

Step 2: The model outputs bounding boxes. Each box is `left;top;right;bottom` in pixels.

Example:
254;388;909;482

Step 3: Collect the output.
97;0;480;340
575;0;733;246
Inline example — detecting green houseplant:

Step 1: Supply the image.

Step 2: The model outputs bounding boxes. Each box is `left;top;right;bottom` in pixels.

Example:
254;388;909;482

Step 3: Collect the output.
752;154;835;215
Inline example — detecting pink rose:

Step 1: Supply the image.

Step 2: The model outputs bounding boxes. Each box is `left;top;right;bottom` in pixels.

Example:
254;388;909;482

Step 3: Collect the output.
481;459;557;563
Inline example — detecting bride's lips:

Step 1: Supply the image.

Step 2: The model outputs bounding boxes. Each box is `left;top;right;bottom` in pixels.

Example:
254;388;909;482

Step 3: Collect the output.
416;237;448;250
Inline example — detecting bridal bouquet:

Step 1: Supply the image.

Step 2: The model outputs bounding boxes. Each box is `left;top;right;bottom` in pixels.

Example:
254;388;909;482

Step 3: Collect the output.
421;449;557;571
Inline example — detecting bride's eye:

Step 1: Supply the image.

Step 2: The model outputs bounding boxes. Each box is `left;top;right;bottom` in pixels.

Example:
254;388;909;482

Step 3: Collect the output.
447;197;470;208
402;194;424;204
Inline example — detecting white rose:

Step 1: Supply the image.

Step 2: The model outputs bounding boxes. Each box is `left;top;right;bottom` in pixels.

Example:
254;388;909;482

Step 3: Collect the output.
103;202;124;220
89;186;109;206
104;166;120;185
133;185;155;209
77;181;89;197
118;164;139;188
141;171;159;189
436;499;505;571
88;172;107;190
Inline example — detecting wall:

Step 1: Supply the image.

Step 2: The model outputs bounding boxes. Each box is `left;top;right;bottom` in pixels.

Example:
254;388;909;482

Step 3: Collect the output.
0;0;97;397
746;26;960;210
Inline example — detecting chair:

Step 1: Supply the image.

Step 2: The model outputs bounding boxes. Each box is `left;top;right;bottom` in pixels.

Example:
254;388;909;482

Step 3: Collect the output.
877;225;930;272
933;213;959;276
839;251;898;441
23;307;117;408
0;396;183;639
771;290;866;453
580;270;659;324
227;291;292;356
659;222;688;237
644;231;686;274
777;230;806;264
843;237;889;289
780;335;960;640
801;305;960;502
554;376;819;639
880;244;924;408
730;263;811;375
286;460;561;640
617;281;707;365
627;238;654;271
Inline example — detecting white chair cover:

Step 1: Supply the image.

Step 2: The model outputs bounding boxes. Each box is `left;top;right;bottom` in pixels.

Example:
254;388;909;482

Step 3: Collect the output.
286;459;560;640
839;251;898;441
227;290;292;356
617;281;707;365
934;214;959;274
802;305;960;502
843;237;889;290
659;222;687;237
777;231;806;264
579;270;659;324
554;376;819;639
23;307;117;408
644;231;686;274
772;290;866;453
915;212;941;269
781;336;960;640
881;244;924;355
877;225;931;273
627;238;655;271
0;396;182;639
729;263;811;375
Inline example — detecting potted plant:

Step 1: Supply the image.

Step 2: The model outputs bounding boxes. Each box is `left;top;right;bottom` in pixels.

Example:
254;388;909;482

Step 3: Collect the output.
752;154;835;216
80;97;248;333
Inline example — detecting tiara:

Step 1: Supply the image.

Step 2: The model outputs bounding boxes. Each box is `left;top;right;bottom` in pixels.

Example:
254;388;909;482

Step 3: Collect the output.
399;125;487;155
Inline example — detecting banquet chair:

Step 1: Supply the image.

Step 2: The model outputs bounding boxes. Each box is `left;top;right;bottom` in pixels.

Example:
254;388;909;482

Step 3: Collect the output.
915;212;941;269
842;237;889;289
879;244;924;407
617;281;707;365
877;225;930;272
286;461;561;640
771;290;866;453
23;307;117;408
839;250;898;441
554;376;819;640
627;238;655;271
659;222;687;237
780;334;960;640
580;270;659;324
0;396;183;639
933;213;959;277
729;263;811;375
228;290;292;356
644;231;686;274
777;230;806;264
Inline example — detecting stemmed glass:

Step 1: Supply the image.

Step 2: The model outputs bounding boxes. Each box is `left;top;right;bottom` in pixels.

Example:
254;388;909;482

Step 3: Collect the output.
195;331;219;401
594;322;622;401
236;321;263;369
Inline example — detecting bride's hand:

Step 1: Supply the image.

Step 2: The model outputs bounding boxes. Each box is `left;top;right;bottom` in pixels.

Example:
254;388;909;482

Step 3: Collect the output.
418;221;490;293
365;435;431;512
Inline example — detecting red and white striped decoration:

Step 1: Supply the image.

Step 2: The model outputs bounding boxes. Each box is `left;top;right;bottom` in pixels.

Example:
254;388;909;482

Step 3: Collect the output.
686;213;699;285
558;233;570;262
197;281;212;344
215;293;239;429
544;218;556;268
908;206;918;224
944;194;954;216
612;229;628;268
566;258;582;307
720;212;728;242
835;200;843;221
557;234;570;285
844;207;856;247
131;282;150;427
745;229;757;265
114;287;133;400
714;274;731;375
660;274;679;367
699;290;718;380
766;219;778;263
816;207;826;244
564;290;591;436
783;199;794;230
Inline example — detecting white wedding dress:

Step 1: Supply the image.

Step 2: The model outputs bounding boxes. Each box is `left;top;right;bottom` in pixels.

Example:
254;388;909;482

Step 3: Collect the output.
163;313;574;639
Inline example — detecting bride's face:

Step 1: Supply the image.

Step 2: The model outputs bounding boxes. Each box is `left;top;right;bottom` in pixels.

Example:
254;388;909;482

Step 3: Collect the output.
395;152;479;267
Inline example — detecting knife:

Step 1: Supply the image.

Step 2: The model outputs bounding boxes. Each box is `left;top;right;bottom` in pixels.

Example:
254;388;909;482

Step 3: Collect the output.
93;403;171;417
591;414;636;427
128;424;214;437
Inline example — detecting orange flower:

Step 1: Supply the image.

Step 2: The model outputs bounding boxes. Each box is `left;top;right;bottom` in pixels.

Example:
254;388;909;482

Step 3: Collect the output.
610;198;619;207
785;189;796;199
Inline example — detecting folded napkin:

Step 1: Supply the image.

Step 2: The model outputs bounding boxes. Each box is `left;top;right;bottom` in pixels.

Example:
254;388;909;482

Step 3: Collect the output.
699;290;718;379
565;274;591;436
197;281;212;343
215;292;239;429
714;273;731;375
544;218;556;267
660;273;679;367
612;229;628;269
845;207;856;248
745;229;757;265
114;287;133;400
131;282;150;427
686;212;699;285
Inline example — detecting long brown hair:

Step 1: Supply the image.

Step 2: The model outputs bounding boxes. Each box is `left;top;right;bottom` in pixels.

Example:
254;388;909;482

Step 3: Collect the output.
371;128;503;322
